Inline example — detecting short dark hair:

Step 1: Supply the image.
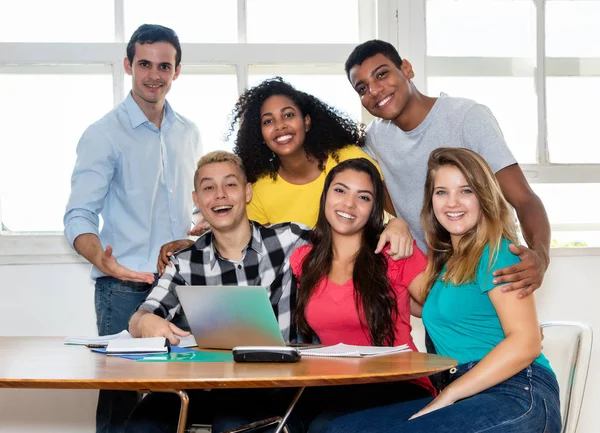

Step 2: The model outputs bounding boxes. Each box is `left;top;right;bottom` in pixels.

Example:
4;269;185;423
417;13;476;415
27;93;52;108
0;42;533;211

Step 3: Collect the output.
126;24;182;68
344;39;403;79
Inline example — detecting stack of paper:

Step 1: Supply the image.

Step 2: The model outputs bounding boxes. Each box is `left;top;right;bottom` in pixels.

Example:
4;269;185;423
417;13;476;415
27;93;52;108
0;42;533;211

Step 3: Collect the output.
299;343;411;358
64;330;197;348
106;337;170;355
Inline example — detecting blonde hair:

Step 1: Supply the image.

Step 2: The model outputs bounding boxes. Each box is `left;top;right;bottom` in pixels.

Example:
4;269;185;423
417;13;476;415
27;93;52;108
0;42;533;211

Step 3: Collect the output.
194;150;247;189
420;148;519;297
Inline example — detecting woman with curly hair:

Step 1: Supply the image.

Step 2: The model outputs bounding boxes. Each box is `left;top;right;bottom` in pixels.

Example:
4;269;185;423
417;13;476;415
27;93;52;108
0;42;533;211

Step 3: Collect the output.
230;77;400;231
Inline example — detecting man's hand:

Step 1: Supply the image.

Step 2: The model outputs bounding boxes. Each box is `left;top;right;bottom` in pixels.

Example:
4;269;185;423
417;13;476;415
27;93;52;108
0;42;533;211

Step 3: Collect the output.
492;244;549;298
100;245;155;284
137;313;190;346
374;217;414;260
409;393;455;420
157;239;194;275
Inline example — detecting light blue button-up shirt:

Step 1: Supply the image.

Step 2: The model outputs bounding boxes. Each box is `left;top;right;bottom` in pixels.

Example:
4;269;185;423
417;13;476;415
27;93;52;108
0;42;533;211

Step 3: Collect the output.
64;93;202;279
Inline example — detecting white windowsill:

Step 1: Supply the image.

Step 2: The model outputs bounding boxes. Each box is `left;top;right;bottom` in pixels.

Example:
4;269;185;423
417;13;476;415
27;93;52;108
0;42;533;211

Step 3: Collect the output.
1;233;600;265
0;234;86;265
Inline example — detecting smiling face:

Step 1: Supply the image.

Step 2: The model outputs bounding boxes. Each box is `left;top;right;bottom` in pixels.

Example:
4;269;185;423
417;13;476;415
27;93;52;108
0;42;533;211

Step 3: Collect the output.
124;42;181;109
260;94;311;159
348;53;414;123
432;165;481;248
324;169;375;237
192;162;252;232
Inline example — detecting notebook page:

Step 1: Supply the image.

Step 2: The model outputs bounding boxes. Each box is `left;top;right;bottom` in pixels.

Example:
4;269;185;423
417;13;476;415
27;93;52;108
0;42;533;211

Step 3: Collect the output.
299;343;411;358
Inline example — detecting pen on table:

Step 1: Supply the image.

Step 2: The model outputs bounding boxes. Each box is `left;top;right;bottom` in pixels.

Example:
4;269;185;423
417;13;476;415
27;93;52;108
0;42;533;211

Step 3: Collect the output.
86;344;108;348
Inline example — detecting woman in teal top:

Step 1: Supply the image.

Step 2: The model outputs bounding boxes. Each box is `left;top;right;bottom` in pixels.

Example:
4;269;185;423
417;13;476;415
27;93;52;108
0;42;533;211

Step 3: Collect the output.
321;148;561;433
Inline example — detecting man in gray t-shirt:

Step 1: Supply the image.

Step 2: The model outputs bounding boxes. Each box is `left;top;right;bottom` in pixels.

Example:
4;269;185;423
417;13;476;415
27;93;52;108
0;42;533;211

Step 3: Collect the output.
364;93;516;252
345;40;550;297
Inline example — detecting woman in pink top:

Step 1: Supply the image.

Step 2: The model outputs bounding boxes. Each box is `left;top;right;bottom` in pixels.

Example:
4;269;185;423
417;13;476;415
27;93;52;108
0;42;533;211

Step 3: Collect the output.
290;158;435;432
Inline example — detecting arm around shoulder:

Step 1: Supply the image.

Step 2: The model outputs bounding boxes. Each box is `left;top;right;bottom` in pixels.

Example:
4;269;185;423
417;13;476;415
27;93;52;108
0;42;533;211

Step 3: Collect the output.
493;164;550;295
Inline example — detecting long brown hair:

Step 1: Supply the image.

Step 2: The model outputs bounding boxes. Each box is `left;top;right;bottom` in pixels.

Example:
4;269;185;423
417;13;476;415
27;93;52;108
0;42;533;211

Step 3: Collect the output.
294;158;398;346
420;148;519;295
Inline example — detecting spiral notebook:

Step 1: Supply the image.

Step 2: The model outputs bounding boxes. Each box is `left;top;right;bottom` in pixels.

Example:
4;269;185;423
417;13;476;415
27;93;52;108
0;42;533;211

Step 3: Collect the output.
298;343;411;358
64;330;197;348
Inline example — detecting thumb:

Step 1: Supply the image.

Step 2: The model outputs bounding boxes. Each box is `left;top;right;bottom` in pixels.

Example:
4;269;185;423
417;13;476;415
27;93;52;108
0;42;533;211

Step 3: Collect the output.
104;245;113;257
508;243;524;256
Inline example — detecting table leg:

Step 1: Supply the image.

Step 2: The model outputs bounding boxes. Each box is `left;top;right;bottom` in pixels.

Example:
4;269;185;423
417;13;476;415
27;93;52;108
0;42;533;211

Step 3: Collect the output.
274;387;305;433
147;389;190;433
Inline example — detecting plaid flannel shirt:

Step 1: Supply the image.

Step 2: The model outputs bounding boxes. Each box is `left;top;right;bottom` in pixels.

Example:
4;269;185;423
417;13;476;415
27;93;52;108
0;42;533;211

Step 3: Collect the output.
137;221;310;341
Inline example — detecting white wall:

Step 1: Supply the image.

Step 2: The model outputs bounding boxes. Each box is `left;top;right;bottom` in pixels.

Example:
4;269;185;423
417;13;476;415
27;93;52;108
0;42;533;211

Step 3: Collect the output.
0;253;598;432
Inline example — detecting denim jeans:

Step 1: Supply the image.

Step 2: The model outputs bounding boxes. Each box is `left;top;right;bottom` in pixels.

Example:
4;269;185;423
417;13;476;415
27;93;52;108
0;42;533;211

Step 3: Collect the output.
320;362;561;433
124;380;432;433
95;275;157;433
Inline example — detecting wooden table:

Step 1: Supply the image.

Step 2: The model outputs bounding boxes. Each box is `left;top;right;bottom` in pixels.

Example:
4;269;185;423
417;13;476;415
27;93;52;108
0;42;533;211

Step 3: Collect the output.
0;337;457;433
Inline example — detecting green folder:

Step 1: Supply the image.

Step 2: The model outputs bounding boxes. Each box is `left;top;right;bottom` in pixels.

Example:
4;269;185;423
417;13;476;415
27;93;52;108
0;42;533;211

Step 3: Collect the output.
137;350;234;363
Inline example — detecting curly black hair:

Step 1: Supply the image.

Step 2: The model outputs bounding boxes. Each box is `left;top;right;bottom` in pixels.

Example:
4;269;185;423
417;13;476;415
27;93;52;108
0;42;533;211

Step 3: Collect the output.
228;77;365;183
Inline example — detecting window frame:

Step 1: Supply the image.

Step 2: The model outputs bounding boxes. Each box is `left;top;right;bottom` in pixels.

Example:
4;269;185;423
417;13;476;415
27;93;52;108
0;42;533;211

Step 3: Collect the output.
1;0;598;262
0;0;379;261
402;0;600;250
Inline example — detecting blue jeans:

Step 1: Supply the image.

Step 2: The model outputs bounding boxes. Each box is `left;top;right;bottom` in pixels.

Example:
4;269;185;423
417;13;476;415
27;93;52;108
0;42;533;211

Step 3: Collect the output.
95;275;157;433
320;362;561;433
124;381;431;433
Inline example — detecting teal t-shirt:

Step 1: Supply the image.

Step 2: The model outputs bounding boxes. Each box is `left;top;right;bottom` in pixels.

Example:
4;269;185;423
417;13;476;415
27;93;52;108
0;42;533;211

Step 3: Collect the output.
422;238;552;372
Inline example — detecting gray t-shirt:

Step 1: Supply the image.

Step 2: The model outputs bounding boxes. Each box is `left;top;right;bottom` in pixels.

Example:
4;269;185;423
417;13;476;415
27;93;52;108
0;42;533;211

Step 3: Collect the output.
365;93;517;251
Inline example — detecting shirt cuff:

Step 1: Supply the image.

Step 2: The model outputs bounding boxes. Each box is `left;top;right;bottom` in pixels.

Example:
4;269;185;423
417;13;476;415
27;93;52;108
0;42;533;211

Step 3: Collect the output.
136;300;167;318
64;215;100;249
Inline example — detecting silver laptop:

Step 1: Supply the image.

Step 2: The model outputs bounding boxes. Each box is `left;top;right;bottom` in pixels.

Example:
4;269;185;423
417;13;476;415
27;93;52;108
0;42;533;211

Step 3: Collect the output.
176;285;286;349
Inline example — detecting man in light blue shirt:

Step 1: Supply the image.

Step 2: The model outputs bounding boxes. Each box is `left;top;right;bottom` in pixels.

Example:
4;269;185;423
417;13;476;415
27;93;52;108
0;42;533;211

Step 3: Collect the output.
63;24;201;433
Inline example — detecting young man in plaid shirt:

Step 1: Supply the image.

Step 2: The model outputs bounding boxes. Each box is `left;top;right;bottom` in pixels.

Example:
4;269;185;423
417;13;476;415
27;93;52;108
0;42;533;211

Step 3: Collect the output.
129;150;310;344
126;151;310;433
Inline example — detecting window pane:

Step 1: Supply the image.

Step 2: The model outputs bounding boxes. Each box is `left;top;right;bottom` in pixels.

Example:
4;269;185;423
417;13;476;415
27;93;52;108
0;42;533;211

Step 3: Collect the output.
546;1;600;58
531;183;600;247
546;77;600;164
0;69;114;232
426;0;535;57
124;68;239;155
124;0;237;43
247;0;359;43
427;77;537;164
249;71;362;122
0;0;114;42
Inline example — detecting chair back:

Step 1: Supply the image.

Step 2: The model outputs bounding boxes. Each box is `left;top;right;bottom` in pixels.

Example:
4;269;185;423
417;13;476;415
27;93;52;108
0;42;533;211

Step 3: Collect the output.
541;321;593;433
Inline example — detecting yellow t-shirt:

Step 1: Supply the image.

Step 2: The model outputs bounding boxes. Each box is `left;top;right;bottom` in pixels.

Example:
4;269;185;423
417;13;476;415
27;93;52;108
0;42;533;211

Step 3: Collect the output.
247;145;382;228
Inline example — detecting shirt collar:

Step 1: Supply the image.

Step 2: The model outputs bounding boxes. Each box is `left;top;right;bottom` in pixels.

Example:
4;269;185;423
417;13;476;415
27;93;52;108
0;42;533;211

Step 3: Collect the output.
207;221;265;269
124;92;178;129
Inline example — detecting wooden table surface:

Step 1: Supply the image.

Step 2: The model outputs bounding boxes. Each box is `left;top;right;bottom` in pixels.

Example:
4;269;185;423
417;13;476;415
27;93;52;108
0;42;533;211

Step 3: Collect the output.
0;337;457;390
